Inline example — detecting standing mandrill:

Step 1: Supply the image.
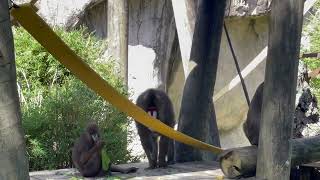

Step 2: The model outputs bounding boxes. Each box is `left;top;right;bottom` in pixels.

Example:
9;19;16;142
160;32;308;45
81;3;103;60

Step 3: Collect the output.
72;123;138;177
135;88;176;169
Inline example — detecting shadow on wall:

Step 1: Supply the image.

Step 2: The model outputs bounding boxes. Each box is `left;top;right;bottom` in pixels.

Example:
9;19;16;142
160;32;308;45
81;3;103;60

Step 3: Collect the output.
167;16;269;148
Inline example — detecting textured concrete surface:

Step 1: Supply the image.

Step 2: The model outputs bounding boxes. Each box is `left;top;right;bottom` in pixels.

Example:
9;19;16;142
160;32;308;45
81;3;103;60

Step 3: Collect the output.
168;16;269;149
29;161;227;180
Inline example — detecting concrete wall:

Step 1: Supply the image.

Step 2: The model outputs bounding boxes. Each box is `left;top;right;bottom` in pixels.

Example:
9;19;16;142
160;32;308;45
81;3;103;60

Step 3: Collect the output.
127;0;177;159
168;16;269;148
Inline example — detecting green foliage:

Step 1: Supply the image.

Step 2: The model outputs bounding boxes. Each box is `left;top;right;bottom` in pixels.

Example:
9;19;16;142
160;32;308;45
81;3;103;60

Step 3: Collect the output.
14;27;138;171
302;3;320;100
14;27;105;89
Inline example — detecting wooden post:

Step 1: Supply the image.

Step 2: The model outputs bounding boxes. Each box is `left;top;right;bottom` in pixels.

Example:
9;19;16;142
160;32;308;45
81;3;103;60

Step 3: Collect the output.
107;0;128;86
119;0;128;86
256;0;304;179
301;52;320;59
220;136;320;178
0;1;30;179
175;0;226;162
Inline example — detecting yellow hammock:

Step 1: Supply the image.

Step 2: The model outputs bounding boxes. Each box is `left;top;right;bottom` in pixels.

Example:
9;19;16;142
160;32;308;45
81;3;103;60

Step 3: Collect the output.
10;3;223;155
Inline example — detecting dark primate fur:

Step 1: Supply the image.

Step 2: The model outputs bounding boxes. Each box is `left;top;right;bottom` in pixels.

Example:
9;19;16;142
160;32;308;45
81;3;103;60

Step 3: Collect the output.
242;83;309;179
243;82;264;145
72;123;138;177
135;88;176;168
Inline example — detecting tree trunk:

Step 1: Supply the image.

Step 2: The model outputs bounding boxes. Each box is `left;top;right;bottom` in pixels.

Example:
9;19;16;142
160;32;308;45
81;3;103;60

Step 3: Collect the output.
175;0;226;162
256;0;304;179
119;0;128;86
0;1;30;179
107;0;128;86
219;136;320;178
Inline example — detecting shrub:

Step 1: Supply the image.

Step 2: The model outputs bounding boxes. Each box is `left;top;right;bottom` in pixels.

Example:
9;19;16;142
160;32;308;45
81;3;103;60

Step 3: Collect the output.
302;2;320;100
14;27;138;171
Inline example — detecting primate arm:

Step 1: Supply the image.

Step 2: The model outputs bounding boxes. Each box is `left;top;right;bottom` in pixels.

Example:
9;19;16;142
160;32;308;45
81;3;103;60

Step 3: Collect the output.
79;144;100;165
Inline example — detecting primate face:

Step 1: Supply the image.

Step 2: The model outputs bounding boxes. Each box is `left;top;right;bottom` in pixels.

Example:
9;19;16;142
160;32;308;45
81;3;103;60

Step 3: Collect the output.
86;123;100;142
147;106;158;119
91;133;99;142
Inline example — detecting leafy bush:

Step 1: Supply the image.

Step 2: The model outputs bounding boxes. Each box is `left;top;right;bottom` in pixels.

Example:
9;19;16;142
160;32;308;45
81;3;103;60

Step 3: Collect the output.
14;27;105;90
302;2;320;99
14;27;138;171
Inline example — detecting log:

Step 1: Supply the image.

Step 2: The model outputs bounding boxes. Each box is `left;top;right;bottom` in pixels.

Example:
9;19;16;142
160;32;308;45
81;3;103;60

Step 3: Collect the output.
219;146;258;178
219;136;320;178
301;52;320;59
291;136;320;166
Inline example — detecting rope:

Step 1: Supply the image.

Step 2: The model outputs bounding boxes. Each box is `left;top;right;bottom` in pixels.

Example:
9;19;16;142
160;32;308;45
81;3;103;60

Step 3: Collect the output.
223;22;250;106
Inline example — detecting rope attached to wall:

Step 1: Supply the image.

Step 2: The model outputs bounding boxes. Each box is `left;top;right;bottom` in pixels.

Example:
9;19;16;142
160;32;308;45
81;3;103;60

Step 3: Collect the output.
223;22;251;106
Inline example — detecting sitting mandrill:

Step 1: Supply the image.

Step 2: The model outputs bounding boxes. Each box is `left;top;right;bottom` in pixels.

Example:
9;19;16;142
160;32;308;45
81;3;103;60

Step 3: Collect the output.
243;82;264;146
242;83;313;180
72;123;138;177
135;88;176;169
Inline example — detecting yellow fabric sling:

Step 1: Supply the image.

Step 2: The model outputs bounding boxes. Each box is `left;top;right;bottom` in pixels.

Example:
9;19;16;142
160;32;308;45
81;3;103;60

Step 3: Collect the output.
10;4;223;154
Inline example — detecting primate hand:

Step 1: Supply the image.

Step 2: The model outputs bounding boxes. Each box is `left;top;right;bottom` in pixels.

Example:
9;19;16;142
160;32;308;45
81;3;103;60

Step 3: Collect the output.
96;140;105;148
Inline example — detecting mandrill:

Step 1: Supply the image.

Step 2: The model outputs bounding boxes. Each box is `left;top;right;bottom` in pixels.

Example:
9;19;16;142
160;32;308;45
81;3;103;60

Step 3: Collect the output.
135;88;176;169
72;123;138;177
